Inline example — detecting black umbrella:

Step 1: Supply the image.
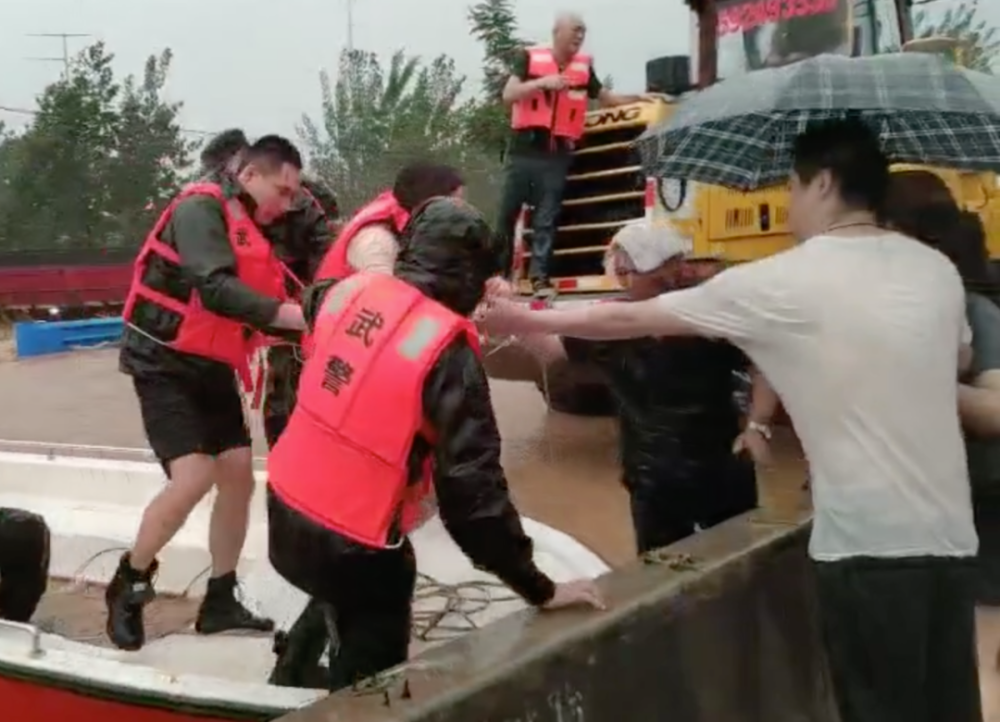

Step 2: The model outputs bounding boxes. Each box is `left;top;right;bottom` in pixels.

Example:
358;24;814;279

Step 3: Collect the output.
634;52;1000;190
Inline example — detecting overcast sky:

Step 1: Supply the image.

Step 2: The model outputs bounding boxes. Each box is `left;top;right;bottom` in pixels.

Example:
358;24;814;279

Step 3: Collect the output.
0;0;991;147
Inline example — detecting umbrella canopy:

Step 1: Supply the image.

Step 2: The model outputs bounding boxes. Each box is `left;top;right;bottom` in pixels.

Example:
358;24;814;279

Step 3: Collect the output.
634;52;1000;190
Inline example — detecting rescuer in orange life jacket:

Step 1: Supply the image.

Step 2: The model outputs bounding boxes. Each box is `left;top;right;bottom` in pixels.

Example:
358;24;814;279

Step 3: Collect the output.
496;11;651;299
108;135;309;652
267;197;605;692
192;126;342;448
267;162;462;688
313;161;464;282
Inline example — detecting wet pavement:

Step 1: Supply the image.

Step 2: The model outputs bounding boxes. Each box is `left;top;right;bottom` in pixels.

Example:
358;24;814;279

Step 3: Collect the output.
1;347;999;717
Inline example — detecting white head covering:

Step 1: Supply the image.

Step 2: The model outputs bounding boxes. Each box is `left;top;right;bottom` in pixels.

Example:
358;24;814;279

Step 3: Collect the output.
604;220;693;276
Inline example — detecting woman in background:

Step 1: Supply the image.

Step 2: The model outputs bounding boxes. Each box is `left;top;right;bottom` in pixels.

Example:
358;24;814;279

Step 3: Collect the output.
881;170;1000;605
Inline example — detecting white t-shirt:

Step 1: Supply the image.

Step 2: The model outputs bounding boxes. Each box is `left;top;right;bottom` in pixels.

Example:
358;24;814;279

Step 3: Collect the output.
657;232;978;561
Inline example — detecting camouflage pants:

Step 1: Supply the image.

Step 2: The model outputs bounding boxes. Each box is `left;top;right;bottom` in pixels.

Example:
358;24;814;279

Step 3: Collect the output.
263;345;304;449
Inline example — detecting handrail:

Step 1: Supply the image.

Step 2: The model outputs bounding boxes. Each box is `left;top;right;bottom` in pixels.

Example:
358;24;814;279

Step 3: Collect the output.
0;619;44;658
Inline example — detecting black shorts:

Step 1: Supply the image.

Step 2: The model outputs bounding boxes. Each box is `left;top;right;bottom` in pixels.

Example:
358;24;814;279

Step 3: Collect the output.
132;367;251;469
814;555;981;722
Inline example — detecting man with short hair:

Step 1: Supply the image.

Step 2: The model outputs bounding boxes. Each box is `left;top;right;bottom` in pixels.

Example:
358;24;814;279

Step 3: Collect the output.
109;135;308;652
480;118;982;722
496;12;648;298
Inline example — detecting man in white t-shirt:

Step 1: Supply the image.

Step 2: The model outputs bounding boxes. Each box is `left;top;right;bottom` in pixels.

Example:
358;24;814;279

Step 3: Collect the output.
479;119;982;722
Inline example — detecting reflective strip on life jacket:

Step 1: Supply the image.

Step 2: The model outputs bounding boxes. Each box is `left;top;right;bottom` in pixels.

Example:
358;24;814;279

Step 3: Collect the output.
267;273;480;548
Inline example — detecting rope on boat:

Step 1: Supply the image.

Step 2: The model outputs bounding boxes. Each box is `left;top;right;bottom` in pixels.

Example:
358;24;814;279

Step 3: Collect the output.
45;546;517;647
411;572;517;642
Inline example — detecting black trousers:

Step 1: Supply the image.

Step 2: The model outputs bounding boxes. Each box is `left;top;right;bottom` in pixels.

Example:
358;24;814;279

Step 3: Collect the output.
0;508;50;622
974;490;1000;604
493;153;572;280
625;454;758;554
814;555;982;722
267;490;416;692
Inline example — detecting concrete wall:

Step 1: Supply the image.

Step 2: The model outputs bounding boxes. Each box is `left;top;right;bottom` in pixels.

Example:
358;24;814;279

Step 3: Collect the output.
278;509;839;722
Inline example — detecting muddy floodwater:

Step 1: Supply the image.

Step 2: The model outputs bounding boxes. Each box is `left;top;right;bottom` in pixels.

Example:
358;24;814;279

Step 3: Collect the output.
1;348;1000;717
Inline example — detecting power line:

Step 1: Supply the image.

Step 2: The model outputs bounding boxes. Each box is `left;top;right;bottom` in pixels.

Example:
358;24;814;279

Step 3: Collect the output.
0;105;216;138
26;33;92;78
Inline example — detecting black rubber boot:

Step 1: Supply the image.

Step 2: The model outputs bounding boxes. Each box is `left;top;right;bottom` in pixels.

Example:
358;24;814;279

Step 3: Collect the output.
195;571;275;635
268;598;331;688
104;554;157;651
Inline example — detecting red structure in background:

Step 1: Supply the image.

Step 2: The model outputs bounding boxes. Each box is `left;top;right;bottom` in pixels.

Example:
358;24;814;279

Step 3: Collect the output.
0;248;133;318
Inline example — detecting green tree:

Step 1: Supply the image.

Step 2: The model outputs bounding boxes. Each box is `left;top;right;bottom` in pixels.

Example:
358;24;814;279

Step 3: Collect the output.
0;42;193;251
107;49;197;245
0;125;17;236
299;48;476;214
914;0;999;72
466;0;526;157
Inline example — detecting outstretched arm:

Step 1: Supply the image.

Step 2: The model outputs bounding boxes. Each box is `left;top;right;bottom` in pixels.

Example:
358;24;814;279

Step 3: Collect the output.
487;296;700;341
480;254;796;345
424;338;556;606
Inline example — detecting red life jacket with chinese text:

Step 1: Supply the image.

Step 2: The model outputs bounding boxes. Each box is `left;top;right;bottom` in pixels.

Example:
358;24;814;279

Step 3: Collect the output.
268;273;481;548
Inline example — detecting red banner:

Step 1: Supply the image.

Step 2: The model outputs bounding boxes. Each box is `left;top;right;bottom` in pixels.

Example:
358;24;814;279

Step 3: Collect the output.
717;0;840;36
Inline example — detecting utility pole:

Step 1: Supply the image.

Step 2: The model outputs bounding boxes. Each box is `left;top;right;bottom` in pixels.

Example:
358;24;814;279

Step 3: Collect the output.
26;33;91;79
346;0;355;52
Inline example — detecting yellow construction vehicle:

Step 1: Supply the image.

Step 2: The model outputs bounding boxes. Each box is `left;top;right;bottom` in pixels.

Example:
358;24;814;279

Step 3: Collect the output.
494;1;999;413
515;5;1000;299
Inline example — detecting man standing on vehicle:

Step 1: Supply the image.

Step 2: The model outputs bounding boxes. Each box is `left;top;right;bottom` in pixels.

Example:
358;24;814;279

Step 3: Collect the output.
496;11;648;299
108;135;308;652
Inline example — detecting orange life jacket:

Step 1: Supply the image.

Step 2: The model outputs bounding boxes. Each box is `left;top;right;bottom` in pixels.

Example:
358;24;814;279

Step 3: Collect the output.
123;182;291;387
268;273;481;548
511;46;592;141
313;191;409;282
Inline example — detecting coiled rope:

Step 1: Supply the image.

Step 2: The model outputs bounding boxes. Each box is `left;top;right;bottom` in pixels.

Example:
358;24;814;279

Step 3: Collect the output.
44;545;516;648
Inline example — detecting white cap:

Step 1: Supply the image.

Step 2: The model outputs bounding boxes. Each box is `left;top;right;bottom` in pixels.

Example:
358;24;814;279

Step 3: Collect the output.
605;220;693;275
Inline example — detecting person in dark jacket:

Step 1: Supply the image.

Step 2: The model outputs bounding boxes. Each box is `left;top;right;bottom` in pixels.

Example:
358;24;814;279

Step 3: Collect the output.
267;197;604;692
260;177;340;448
109;136;308;652
0;508;50;622
880;170;1000;606
259;178;341;689
498;220;773;554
